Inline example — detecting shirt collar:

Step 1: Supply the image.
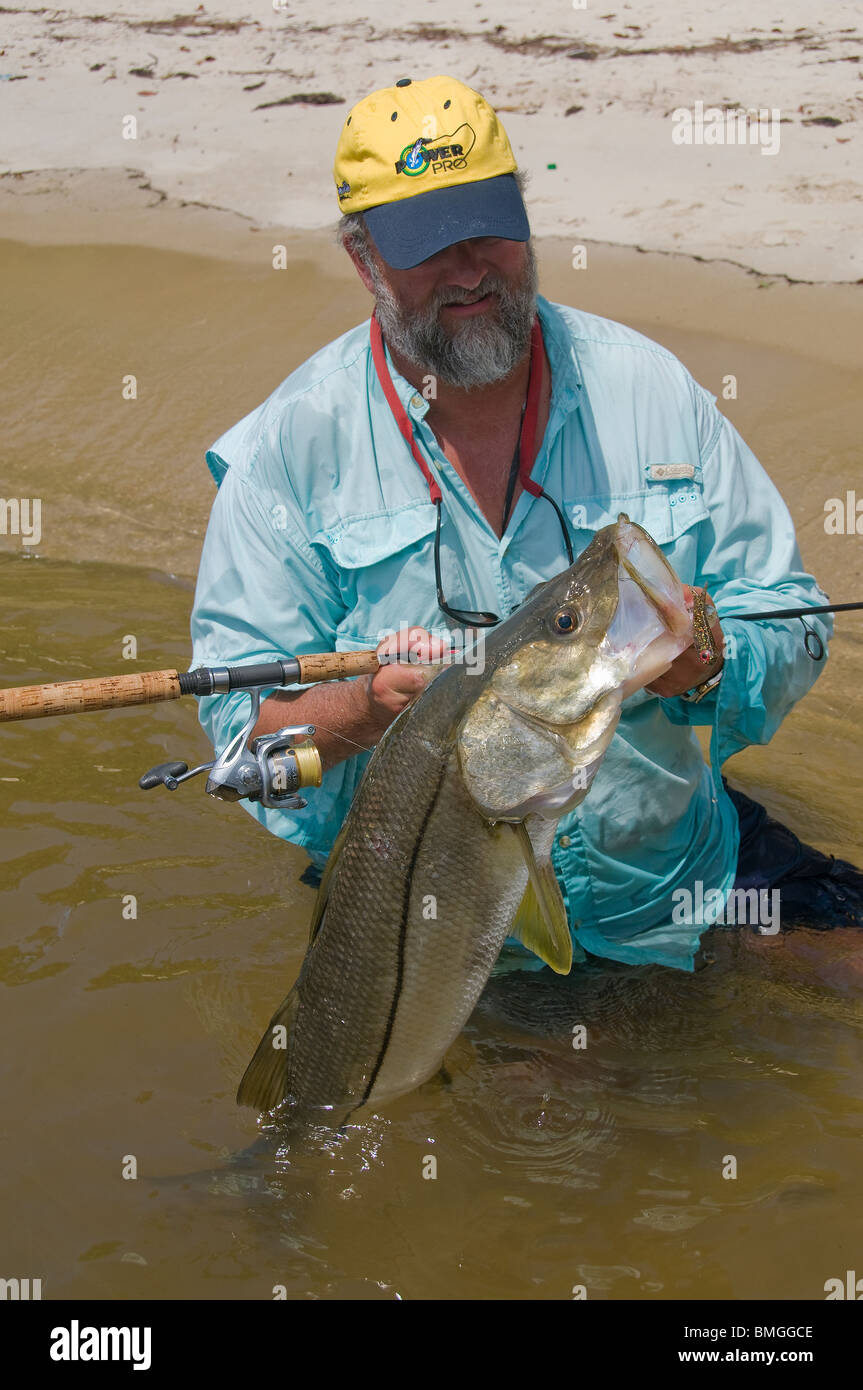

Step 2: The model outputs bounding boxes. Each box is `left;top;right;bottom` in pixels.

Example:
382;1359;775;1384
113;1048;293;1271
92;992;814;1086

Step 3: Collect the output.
535;294;583;411
380;339;431;423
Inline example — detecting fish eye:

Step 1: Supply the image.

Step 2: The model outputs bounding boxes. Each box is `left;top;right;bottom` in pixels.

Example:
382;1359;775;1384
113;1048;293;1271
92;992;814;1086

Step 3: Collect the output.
551;606;580;636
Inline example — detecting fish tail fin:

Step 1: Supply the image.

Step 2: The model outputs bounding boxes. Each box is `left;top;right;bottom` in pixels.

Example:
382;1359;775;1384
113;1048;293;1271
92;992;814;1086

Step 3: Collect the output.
236;989;300;1111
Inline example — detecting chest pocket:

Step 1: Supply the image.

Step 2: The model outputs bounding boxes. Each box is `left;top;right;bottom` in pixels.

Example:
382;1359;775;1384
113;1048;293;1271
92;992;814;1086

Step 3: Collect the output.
312;502;439;648
562;480;709;586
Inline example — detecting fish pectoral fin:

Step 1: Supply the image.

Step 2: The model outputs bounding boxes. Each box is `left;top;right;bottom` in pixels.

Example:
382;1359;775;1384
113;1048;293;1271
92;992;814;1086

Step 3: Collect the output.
511;873;574;975
236;988;299;1112
509;822;574;975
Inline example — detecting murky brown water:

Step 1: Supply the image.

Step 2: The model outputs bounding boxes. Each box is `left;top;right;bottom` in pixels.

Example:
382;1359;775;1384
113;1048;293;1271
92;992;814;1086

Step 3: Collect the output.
1;232;862;1300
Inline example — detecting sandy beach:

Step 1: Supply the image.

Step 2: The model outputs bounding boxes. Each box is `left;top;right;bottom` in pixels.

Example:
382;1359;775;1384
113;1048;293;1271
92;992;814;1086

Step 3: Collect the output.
1;0;861;281
1;2;861;578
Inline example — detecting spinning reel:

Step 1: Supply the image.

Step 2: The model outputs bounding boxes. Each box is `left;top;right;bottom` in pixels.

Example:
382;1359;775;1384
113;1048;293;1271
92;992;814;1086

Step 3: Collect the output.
139;687;322;810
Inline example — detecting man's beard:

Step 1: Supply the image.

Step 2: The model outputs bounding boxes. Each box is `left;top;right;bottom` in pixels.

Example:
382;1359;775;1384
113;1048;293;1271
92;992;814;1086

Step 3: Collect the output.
367;242;538;389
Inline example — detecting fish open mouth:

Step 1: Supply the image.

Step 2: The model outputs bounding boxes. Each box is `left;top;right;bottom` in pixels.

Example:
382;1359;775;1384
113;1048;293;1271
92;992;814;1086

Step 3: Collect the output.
457;515;694;824
522;522;693;812
614;515;692;635
603;559;692;698
480;526;692;820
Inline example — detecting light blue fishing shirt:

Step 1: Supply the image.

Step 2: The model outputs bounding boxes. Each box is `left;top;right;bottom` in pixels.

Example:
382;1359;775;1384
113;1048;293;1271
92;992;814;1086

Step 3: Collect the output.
190;295;832;972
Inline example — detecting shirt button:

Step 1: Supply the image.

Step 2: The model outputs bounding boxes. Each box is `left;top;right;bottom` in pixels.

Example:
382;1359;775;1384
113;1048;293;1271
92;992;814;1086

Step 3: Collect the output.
409;392;424;410
559;834;572;848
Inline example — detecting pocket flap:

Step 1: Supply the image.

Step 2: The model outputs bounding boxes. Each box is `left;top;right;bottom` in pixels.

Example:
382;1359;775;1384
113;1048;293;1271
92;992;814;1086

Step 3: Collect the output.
564;483;708;546
312;502;438;569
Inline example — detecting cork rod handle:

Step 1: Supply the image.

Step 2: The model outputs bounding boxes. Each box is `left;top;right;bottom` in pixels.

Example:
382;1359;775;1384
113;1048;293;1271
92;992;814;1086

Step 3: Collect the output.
295;650;381;683
0;649;389;723
0;670;183;723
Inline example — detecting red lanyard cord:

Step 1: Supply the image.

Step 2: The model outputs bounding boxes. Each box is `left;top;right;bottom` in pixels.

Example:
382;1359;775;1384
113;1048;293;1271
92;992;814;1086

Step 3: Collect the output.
370;310;545;501
368;310;573;624
519;317;545;497
369;312;442;504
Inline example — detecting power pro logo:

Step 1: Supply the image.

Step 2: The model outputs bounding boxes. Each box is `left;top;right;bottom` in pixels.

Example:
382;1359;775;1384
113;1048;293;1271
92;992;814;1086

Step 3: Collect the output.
394;125;476;177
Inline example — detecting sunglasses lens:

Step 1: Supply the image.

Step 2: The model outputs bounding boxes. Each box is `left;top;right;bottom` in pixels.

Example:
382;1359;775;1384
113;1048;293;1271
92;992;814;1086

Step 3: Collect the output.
442;606;499;627
434;491;572;629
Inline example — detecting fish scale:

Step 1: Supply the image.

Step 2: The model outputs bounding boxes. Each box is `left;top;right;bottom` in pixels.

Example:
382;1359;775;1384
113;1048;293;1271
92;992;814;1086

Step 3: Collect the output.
285;667;479;1116
364;755;532;1106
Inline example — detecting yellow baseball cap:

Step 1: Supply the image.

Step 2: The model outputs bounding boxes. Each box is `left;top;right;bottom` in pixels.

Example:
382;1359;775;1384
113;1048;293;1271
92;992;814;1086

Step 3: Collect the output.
333;75;530;268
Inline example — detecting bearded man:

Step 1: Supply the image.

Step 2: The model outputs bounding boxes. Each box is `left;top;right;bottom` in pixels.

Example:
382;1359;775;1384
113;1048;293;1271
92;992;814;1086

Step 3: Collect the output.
190;76;861;972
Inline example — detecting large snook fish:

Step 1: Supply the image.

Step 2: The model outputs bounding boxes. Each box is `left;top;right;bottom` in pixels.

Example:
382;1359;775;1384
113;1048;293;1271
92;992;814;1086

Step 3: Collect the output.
238;516;693;1122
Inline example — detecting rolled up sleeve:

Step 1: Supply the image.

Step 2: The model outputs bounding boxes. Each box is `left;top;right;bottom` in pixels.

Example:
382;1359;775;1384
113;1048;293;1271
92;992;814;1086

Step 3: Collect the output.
190;451;365;860
660;384;833;771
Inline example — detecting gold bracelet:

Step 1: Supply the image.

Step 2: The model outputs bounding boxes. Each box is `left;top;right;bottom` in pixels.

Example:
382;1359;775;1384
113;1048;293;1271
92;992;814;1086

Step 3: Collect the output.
691;588;718;666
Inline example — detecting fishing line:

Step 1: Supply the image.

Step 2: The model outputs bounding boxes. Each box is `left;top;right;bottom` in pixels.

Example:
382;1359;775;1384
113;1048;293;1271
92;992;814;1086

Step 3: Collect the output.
311;722;376;755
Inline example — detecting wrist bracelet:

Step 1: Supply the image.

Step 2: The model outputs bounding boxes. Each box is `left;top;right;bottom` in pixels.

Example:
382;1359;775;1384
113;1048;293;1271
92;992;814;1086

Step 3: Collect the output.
680;668;724;703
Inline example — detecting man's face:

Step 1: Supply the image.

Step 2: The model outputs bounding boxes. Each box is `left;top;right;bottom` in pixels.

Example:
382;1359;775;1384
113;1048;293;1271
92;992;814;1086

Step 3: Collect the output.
358;235;538;390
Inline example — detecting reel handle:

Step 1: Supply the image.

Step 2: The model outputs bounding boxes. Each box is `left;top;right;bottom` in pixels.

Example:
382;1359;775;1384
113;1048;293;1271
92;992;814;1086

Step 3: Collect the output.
138;760;191;791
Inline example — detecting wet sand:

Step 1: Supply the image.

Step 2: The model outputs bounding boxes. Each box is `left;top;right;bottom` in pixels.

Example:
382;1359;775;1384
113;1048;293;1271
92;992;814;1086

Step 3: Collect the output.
3;182;863;583
1;167;862;1300
3;0;861;281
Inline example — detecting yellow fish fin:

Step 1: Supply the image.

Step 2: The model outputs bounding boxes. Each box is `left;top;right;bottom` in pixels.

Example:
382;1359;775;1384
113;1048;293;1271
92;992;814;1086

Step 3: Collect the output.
509;822;574;975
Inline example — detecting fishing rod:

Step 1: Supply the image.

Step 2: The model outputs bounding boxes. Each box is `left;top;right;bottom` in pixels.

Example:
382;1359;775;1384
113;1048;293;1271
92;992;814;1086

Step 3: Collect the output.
732;601;863;660
0;649;382;723
0;601;859;809
1;600;859;727
736;603;863;619
0;648;383;812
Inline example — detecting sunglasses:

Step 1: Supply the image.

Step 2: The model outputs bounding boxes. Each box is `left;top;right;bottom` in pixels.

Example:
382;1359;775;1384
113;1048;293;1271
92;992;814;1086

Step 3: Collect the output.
432;490;574;627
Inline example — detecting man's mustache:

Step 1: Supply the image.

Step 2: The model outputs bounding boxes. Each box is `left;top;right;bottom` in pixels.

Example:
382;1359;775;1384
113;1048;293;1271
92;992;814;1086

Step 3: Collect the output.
431;278;508;312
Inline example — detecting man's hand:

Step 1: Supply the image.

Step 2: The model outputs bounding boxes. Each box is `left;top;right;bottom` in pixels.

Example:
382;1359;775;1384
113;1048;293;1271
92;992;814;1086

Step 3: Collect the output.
252;625;453;774
368;626;452;721
646;586;725;698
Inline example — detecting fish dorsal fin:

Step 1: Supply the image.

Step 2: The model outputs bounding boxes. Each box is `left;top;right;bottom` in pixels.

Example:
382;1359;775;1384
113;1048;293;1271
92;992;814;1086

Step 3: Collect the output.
308;820;349;945
509;822;575;975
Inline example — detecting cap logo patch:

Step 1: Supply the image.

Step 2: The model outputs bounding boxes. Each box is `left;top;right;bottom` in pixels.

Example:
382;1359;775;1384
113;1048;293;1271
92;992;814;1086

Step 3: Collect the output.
336;179;351;199
394;124;476;178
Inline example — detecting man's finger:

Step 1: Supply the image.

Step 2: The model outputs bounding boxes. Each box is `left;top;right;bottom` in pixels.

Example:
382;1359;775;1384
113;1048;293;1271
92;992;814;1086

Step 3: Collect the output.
376;627;452;664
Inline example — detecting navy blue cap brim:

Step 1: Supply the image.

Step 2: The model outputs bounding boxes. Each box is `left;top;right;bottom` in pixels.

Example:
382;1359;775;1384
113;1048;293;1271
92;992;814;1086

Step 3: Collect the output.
363;173;530;270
